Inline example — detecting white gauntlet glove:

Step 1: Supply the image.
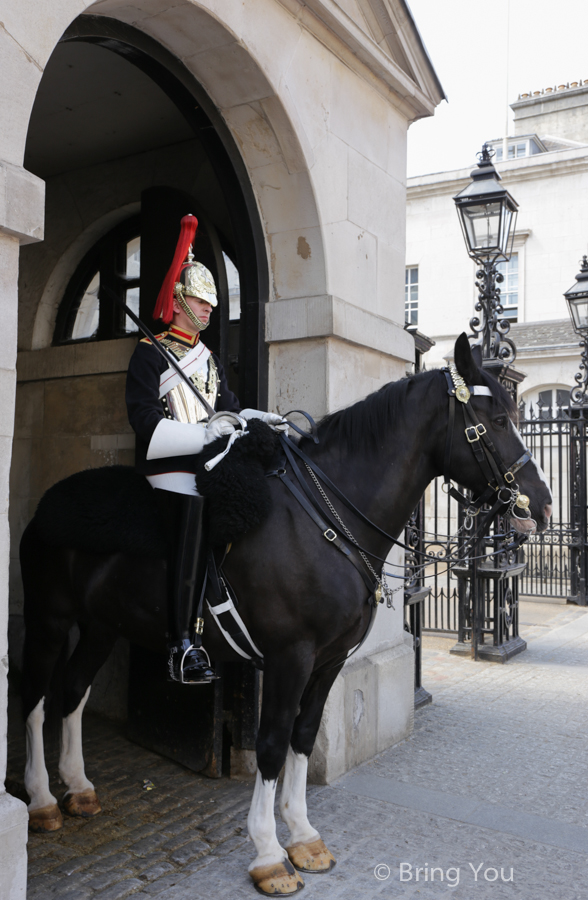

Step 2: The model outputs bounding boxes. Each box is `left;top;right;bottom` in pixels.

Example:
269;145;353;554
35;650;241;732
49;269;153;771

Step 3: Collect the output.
240;408;289;433
204;416;237;445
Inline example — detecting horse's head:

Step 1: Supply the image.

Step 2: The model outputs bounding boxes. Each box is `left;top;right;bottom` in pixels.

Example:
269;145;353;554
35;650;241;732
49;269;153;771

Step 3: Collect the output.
443;333;552;535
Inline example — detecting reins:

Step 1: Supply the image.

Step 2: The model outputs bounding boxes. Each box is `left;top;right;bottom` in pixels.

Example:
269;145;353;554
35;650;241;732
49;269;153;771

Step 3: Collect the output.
270;368;536;603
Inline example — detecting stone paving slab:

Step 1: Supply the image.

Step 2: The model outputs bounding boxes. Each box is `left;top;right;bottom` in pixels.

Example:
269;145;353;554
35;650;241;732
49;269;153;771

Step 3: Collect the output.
6;600;588;899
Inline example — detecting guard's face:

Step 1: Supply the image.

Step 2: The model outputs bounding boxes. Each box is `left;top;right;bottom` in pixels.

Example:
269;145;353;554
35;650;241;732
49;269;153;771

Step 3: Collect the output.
172;294;213;330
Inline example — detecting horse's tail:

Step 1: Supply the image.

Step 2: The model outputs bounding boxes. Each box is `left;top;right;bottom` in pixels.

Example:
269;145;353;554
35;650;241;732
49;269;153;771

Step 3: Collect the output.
20;517;70;746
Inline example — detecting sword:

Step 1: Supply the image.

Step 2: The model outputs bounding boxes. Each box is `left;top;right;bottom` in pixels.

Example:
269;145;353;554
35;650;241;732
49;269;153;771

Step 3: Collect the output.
100;285;216;418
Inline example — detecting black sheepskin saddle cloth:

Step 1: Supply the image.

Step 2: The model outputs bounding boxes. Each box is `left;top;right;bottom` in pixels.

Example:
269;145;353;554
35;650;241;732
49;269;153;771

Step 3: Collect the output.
34;419;280;556
196;418;279;545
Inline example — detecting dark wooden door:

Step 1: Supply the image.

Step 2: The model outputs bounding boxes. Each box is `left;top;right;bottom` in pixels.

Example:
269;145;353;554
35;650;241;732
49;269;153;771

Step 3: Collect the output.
127;186;258;776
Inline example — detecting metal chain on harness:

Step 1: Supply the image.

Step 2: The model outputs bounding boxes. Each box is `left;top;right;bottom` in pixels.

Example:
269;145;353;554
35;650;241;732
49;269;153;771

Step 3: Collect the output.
304;462;398;608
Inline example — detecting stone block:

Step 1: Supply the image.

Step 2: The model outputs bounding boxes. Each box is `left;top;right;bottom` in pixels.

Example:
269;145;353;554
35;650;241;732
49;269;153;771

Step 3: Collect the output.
348;147;405;243
308;638;414;784
324;220;377;311
43;373;129;437
268;338;328;419
0;791;28;899
223;103;285;171
267;226;327;301
186;41;273;110
330;57;390;170
250;163;319;234
0;162;45;244
13;382;44;439
230;747;257;780
309;134;348;226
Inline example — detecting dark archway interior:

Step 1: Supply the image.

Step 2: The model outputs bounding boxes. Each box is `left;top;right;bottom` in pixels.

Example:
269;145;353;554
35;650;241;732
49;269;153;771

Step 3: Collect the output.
11;23;263;769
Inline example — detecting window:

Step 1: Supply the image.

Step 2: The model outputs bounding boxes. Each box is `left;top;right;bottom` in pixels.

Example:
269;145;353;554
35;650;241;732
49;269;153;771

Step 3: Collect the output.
224;251;241;321
495;253;518;321
538;389;570;418
405;266;418;326
495;141;533;162
54;216;141;344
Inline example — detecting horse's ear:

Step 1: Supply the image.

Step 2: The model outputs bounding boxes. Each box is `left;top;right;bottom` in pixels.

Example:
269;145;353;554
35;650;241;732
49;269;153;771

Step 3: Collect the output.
453;333;480;383
471;342;483;369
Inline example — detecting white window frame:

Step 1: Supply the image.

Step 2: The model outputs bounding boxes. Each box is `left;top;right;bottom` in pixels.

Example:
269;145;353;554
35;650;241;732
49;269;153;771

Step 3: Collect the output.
405;265;419;326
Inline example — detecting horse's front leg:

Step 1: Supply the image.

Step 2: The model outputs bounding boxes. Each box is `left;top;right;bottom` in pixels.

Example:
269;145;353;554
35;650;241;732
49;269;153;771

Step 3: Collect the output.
279;663;344;874
247;647;313;895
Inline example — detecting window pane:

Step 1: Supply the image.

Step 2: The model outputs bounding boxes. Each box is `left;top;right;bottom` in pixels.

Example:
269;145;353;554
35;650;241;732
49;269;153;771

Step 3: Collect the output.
516;143;526;157
410;267;418;284
126;237;140;278
71;271;100;340
124;287;140;333
223;251;241;321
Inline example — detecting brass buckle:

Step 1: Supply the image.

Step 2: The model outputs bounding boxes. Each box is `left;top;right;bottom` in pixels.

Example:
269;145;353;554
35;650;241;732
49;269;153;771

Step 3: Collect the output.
465;424;486;443
504;471;515;483
324;528;337;542
195;618;204;636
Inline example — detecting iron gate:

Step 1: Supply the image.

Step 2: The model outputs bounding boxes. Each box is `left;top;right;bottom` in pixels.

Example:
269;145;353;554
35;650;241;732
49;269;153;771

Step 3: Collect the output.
519;401;588;603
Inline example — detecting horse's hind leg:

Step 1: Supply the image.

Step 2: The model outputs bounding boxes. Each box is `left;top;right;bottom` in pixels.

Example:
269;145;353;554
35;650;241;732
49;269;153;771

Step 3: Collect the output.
279;663;344;874
59;622;116;818
22;623;71;833
247;648;314;895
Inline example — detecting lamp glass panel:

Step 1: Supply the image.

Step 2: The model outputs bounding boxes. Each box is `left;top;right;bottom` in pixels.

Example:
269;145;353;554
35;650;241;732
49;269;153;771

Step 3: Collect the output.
569;296;588;331
462;202;502;253
500;206;513;255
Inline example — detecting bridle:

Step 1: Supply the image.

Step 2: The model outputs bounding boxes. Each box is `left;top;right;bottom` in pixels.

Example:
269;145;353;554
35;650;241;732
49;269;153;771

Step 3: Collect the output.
442;363;535;532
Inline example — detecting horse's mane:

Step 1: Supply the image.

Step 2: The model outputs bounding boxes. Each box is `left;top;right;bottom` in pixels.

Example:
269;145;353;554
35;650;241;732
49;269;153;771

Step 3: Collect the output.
300;365;517;453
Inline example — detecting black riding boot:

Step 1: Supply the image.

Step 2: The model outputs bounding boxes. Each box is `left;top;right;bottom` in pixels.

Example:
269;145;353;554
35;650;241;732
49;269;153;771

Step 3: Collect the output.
163;493;218;685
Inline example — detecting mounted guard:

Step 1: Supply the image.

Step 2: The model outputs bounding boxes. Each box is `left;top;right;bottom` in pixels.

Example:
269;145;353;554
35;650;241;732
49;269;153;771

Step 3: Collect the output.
126;214;285;684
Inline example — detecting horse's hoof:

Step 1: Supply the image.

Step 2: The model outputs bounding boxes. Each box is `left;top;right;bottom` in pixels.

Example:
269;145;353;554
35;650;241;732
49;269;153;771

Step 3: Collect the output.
249;859;305;894
62;789;102;818
28;803;63;833
287;838;336;874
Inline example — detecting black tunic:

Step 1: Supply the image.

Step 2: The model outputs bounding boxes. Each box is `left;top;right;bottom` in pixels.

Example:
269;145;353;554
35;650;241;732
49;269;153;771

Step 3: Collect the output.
126;327;240;477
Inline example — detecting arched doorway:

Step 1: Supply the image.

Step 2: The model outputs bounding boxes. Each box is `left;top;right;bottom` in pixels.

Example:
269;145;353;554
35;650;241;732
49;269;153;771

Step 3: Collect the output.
11;14;270;774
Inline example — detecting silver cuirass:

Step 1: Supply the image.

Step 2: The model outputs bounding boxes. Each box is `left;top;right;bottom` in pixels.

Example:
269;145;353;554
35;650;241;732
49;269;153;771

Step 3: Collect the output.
160;341;219;424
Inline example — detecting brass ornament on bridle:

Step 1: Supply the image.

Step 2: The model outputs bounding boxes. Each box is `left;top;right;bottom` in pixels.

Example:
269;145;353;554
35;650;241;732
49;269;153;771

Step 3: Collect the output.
448;363;471;403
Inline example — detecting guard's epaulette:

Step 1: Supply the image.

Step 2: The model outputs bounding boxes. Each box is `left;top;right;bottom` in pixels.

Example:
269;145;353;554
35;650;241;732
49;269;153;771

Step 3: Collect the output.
140;331;168;345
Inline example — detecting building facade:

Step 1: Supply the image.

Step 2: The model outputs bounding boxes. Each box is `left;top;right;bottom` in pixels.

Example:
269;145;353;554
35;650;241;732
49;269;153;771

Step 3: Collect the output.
0;1;444;895
406;81;588;408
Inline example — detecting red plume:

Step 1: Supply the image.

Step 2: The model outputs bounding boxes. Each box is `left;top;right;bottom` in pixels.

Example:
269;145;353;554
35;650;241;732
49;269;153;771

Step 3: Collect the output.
153;214;198;323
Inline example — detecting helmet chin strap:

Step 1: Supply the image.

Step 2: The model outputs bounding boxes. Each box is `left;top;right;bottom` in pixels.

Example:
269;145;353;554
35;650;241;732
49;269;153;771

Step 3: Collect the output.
176;292;210;332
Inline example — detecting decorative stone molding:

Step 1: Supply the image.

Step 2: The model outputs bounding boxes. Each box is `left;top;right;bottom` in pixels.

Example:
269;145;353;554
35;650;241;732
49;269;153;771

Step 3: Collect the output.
0;160;44;244
265;294;415;360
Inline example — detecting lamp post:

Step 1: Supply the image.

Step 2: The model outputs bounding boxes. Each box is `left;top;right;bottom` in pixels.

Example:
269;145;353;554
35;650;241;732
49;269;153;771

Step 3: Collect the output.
454;144;519;368
451;144;526;661
564;256;588;606
564;256;588;406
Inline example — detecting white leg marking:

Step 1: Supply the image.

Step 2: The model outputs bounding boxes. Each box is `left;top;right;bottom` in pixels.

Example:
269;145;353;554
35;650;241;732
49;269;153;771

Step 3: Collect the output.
279;747;319;846
25;697;58;811
59;686;94;796
247;769;287;872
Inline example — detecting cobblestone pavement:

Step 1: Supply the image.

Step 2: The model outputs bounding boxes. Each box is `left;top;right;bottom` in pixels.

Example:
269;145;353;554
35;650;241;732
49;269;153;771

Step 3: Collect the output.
7;599;588;899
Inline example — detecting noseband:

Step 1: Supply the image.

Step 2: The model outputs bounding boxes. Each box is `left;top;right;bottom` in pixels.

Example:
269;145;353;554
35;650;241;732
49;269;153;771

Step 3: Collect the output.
442;364;533;528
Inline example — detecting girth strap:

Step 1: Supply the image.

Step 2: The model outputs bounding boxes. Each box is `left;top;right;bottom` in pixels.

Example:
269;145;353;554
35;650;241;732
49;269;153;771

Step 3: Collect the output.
205;550;264;668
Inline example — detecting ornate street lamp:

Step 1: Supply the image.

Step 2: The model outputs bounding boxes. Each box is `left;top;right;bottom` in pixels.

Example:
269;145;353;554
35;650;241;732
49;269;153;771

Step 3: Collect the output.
564;255;588;406
454;144;519;363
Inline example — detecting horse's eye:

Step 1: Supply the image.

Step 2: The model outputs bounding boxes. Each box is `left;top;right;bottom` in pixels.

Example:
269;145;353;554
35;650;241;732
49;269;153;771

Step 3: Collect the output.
494;416;507;429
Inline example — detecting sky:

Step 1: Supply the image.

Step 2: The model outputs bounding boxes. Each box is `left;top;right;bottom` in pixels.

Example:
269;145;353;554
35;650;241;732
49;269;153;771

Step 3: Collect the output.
406;0;588;178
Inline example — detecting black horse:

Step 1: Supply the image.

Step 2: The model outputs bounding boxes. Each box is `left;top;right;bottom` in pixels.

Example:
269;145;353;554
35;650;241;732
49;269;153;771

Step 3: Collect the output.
19;336;552;895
